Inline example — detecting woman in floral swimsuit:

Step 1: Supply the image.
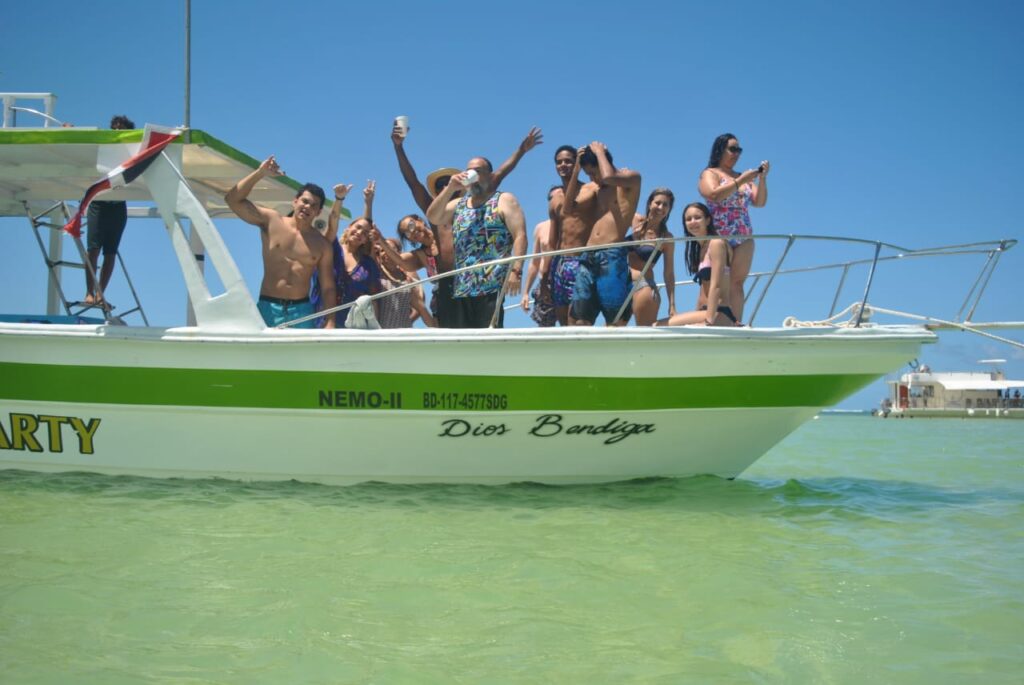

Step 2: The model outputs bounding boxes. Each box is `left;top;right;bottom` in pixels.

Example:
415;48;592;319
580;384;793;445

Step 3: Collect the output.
698;133;770;324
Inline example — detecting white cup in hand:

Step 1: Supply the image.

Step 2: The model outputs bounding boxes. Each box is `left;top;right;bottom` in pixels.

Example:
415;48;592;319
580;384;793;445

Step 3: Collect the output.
395;116;409;135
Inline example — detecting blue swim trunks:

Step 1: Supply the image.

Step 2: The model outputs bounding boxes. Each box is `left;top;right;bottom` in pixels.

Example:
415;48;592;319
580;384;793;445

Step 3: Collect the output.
570;247;632;324
258;296;316;329
552;254;582;307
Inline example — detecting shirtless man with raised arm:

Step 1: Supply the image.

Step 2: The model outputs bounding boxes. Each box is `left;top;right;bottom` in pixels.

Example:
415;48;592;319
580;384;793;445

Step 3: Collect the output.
225;155;337;329
390;123;541;326
568;142;642;326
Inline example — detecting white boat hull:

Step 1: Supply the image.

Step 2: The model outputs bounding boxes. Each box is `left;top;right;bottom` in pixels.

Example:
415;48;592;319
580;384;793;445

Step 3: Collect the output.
1;324;933;484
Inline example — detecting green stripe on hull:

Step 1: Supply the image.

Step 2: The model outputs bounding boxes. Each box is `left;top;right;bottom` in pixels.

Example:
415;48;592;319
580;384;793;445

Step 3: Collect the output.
1;362;876;411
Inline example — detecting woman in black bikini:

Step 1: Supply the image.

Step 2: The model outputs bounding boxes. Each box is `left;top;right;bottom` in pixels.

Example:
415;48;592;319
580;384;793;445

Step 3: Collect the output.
654;202;739;327
627;188;677;326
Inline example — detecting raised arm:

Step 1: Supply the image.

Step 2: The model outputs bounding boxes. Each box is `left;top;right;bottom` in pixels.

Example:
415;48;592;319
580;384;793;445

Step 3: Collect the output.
492;127;543;189
699;166;762;203
500;193;528;298
362;180;376;222
327;183;353;241
426;174;466;227
590;141;640;188
561;149;586;216
751;160;769;207
315;240;338;329
225;156;282;228
391;124;433;214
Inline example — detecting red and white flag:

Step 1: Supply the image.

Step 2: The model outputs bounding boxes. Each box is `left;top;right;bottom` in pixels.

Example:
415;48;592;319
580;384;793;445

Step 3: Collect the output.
63;124;183;237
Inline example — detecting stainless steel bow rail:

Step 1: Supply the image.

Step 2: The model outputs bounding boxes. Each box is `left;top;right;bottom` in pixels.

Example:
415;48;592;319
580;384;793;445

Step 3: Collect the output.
737;236;1018;328
292;234;1018;331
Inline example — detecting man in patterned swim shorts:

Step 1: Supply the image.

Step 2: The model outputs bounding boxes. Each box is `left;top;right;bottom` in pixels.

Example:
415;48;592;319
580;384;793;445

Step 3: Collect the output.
547;145;593;326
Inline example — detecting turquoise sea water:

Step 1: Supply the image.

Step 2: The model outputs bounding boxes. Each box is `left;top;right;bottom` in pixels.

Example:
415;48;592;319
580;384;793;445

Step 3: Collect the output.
1;416;1021;684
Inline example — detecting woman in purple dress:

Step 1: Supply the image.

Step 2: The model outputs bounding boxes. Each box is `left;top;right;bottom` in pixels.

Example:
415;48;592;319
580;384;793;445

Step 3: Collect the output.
311;181;382;327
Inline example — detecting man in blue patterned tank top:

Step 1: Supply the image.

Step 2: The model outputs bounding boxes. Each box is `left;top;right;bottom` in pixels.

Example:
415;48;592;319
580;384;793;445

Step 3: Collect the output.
426;157;527;328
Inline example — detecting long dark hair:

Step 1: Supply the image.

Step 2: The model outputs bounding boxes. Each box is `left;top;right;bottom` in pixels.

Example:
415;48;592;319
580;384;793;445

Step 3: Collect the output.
397;214;426;249
681;202;720;275
706;132;736;169
637;188;675;238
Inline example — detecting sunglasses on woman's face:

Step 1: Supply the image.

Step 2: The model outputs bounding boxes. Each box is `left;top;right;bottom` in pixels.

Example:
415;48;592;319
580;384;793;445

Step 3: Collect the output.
727;145;743;154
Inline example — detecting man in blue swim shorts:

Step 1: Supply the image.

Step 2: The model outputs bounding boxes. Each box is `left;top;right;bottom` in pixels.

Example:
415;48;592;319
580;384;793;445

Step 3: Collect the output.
571;246;633;324
563;142;641;326
226;155;338;329
255;297;317;328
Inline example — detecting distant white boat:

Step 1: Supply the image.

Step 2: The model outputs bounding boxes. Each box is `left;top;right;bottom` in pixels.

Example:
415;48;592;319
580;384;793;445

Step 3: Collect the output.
878;360;1024;419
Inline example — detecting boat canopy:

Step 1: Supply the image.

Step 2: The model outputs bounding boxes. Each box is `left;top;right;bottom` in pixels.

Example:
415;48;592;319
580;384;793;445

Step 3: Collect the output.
0;128;339;220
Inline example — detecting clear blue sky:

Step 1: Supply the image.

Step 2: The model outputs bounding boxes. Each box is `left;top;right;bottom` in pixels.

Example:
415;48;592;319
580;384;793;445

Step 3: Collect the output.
2;0;1022;407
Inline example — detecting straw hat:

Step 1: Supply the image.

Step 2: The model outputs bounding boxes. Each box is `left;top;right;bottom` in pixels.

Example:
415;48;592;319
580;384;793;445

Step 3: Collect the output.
426;167;461;197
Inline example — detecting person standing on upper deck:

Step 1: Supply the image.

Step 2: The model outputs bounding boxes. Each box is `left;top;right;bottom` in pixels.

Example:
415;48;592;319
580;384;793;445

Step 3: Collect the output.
698;133;769;324
567;142;642;327
426;157;527;328
83;114;134;308
225;156;337;328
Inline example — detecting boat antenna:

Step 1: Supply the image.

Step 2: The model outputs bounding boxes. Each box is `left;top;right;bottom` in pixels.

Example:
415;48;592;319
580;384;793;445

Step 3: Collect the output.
183;0;191;143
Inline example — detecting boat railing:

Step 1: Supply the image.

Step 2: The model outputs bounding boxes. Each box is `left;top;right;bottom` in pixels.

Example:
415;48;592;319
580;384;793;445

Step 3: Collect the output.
1;93;62;128
283;234;1017;330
